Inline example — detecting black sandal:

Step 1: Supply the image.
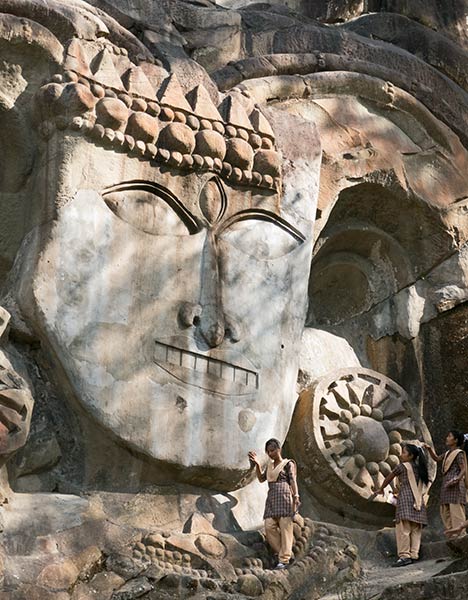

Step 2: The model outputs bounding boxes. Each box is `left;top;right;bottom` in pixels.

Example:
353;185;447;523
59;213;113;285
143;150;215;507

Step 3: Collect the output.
392;557;412;567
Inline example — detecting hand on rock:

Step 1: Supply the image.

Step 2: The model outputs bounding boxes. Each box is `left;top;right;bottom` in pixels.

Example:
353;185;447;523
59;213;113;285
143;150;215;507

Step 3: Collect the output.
445;525;464;537
248;451;259;466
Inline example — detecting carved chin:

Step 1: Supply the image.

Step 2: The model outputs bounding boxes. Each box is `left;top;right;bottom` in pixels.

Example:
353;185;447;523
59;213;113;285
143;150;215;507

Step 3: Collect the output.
153;340;258;396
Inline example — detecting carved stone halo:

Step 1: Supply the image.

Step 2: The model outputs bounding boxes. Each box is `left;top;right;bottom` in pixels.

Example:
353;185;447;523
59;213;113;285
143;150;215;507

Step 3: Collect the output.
289;368;434;517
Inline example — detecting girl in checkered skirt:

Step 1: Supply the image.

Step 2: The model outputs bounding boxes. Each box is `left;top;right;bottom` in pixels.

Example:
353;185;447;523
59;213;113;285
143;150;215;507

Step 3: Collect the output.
424;430;467;537
377;443;429;567
248;439;300;570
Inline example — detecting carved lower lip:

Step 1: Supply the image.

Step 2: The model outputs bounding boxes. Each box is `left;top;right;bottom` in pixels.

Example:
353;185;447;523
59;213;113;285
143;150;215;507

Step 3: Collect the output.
153;341;259;396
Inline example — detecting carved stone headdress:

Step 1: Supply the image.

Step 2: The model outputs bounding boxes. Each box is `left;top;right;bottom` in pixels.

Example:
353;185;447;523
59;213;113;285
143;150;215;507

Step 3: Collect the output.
35;37;282;191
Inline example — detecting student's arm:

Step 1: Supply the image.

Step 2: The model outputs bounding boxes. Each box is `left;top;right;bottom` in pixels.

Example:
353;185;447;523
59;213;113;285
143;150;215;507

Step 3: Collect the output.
423;444;443;462
445;519;468;537
377;470;397;494
288;461;300;511
248;451;266;482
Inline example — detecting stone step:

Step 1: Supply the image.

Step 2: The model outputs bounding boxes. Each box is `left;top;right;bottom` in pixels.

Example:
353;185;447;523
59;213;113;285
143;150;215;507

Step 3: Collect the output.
319;557;458;600
375;564;468;599
317;523;468;599
420;539;455;560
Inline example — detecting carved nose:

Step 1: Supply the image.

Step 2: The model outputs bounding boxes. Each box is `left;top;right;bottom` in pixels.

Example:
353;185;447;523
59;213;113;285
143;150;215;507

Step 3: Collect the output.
179;232;243;348
197;232;226;348
199;303;225;348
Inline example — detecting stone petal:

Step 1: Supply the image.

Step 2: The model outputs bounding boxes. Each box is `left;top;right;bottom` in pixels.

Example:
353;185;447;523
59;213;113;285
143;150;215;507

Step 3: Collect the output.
158;74;193;112
122;66;156;100
187;85;223;121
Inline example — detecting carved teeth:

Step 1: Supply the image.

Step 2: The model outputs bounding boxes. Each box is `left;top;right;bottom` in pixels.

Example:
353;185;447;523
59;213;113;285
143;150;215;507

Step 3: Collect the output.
154;341;258;389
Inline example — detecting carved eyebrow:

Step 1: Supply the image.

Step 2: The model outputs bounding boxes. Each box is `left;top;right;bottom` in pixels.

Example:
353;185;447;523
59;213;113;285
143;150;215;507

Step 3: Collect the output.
218;208;306;243
102;180;200;234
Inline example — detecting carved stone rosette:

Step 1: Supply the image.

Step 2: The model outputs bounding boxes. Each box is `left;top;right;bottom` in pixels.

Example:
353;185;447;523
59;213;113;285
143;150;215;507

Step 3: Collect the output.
288;368;435;524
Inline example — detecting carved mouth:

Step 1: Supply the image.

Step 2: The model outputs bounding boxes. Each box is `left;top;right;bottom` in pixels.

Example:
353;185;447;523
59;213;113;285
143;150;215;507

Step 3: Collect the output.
153;341;259;396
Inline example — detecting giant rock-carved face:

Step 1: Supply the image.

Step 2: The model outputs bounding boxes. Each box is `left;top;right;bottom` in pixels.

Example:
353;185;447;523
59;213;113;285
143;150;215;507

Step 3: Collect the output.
19;144;313;482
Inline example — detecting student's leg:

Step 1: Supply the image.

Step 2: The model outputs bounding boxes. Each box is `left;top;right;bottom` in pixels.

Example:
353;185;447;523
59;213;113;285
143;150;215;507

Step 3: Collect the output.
409;522;422;560
440;504;452;529
395;520;411;558
265;518;281;554
278;517;294;564
449;504;467;537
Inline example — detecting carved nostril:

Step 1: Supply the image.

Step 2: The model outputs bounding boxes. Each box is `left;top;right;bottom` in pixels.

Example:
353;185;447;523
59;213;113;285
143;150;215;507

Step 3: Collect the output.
179;302;202;328
225;315;241;343
205;323;225;348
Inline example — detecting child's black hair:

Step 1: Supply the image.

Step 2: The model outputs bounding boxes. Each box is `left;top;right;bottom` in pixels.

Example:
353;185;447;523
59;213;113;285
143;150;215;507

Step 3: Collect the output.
265;438;281;452
403;443;429;485
448;429;466;450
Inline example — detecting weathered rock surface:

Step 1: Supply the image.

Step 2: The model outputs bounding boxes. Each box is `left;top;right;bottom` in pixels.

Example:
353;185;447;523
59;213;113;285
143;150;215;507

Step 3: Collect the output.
0;0;467;598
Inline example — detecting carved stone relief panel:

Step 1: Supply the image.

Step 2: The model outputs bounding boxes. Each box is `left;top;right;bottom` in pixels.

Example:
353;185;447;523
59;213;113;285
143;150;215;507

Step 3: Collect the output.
289;368;435;524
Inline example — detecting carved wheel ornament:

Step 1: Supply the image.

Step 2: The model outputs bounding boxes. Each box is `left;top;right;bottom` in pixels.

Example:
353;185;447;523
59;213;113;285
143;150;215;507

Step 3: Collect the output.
289;368;434;520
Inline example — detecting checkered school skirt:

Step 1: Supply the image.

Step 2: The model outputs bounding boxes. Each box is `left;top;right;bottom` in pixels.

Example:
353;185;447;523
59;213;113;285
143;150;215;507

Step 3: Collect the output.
394;463;428;525
263;481;294;519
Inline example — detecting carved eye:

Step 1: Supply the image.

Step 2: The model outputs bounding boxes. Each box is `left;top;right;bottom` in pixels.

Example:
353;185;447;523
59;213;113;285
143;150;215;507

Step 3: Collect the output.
220;214;303;261
102;185;198;236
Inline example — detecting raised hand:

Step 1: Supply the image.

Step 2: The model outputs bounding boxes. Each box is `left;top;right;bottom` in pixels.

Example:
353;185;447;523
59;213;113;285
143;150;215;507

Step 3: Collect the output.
248;450;259;466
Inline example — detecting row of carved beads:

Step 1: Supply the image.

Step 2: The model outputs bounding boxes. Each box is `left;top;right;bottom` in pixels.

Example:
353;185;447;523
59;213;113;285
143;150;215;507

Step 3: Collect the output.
36;75;281;189
38;116;280;190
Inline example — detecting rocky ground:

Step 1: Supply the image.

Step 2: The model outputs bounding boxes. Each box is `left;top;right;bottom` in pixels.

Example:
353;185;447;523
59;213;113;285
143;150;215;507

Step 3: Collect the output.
321;536;468;600
4;487;468;599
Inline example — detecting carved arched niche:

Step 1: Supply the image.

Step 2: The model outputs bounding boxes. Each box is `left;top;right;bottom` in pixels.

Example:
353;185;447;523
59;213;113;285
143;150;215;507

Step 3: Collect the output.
308;182;452;326
233;71;468;221
306;182;452;396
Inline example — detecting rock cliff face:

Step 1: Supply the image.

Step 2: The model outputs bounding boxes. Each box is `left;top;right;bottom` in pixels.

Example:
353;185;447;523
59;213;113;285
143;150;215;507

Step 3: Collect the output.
0;0;467;598
217;0;468;49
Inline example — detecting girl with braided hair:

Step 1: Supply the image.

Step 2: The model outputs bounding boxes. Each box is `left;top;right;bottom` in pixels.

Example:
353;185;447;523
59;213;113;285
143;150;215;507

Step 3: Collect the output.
377;443;429;567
